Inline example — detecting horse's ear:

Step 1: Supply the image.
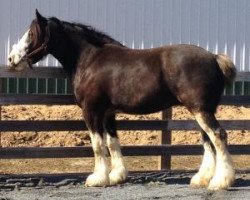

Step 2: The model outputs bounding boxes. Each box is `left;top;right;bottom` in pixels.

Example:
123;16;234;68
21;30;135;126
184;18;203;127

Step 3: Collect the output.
35;9;47;27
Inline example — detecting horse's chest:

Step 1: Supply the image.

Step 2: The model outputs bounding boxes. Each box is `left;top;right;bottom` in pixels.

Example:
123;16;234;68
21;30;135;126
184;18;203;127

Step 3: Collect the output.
72;70;100;105
72;70;88;105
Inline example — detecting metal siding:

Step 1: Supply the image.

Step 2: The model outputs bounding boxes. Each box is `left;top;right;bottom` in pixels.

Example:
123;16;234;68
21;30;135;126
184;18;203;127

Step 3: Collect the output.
0;0;249;71
236;0;247;71
153;0;163;47
180;0;191;44
134;0;144;48
246;1;250;71
114;1;126;45
189;0;200;45
162;0;172;45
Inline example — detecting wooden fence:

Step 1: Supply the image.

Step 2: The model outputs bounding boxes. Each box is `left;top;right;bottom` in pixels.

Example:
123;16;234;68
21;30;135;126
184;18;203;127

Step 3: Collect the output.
0;66;250;171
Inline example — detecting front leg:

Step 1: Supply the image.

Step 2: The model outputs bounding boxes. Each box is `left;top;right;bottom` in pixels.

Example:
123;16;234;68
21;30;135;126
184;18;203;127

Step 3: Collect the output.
105;114;128;185
85;132;110;187
83;109;110;187
107;134;128;185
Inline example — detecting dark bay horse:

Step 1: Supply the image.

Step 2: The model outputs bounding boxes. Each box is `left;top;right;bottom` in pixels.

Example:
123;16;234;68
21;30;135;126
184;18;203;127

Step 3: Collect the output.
8;10;236;190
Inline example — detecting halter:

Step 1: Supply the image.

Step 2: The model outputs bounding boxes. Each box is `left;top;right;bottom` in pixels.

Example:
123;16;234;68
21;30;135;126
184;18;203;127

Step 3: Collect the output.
23;26;50;67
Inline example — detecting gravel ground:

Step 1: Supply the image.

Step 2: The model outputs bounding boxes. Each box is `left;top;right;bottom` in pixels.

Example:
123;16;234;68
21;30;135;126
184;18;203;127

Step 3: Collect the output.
0;171;249;200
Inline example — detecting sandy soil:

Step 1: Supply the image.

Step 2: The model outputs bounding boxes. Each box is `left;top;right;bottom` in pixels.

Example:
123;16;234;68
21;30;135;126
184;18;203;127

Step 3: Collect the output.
0;105;249;173
1;172;250;199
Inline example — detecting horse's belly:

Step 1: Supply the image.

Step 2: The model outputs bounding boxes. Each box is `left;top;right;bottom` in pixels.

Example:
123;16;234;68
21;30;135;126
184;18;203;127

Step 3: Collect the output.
112;92;179;115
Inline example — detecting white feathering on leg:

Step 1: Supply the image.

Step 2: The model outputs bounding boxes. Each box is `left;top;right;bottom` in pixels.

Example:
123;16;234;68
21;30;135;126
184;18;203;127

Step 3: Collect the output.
85;132;110;187
190;142;215;187
208;144;235;190
107;134;127;185
194;113;235;190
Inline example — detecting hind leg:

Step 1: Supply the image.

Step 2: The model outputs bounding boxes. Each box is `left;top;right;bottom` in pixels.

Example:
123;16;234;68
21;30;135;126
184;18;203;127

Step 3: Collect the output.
194;112;235;190
190;131;216;187
104;114;127;185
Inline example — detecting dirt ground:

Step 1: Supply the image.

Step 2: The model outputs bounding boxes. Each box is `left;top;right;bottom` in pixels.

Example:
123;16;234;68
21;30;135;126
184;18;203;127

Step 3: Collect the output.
1;172;250;200
0;105;249;174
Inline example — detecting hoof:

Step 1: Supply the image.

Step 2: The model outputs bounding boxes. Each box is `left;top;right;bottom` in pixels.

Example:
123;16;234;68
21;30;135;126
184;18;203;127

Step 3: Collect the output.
85;172;110;187
208;172;235;191
190;173;211;188
208;151;235;190
109;167;128;185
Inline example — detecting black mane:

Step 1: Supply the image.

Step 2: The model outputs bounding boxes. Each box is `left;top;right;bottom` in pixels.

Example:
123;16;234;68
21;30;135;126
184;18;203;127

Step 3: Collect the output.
49;17;124;47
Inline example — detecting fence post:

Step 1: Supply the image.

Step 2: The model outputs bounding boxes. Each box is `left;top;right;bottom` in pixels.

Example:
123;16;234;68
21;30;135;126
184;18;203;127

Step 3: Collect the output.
0;78;2;147
0;105;1;147
158;108;172;170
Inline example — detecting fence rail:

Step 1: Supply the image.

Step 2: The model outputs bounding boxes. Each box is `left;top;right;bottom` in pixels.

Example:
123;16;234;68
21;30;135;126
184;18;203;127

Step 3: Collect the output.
1;66;249;80
0;120;249;132
0;94;250;105
0;145;250;159
0;66;249;171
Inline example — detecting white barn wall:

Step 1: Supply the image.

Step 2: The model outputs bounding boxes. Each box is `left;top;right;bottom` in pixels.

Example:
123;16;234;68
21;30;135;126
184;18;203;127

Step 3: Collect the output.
0;0;249;71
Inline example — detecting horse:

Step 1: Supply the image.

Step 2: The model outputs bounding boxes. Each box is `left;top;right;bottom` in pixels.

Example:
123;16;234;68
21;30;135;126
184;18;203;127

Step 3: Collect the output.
8;10;236;190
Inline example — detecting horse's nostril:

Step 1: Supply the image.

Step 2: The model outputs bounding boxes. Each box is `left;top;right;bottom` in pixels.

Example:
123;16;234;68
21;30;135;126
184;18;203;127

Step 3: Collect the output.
8;57;12;63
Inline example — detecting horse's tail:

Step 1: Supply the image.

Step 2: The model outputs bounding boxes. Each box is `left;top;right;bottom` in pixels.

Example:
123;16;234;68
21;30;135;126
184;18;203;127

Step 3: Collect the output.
216;54;236;85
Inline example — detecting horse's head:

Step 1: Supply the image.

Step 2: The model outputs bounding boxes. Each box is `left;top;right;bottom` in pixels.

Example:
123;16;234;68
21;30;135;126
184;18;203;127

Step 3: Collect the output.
8;9;51;71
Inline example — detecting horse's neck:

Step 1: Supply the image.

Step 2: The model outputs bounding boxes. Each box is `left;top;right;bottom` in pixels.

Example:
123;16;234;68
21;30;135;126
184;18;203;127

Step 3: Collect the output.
51;39;97;75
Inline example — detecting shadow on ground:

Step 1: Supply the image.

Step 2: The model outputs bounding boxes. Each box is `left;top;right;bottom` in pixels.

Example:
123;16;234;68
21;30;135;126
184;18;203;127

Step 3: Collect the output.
0;171;249;191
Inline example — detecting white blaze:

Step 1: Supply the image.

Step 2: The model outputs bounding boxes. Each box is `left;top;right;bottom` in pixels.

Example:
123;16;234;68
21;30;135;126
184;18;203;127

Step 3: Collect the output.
8;29;30;66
